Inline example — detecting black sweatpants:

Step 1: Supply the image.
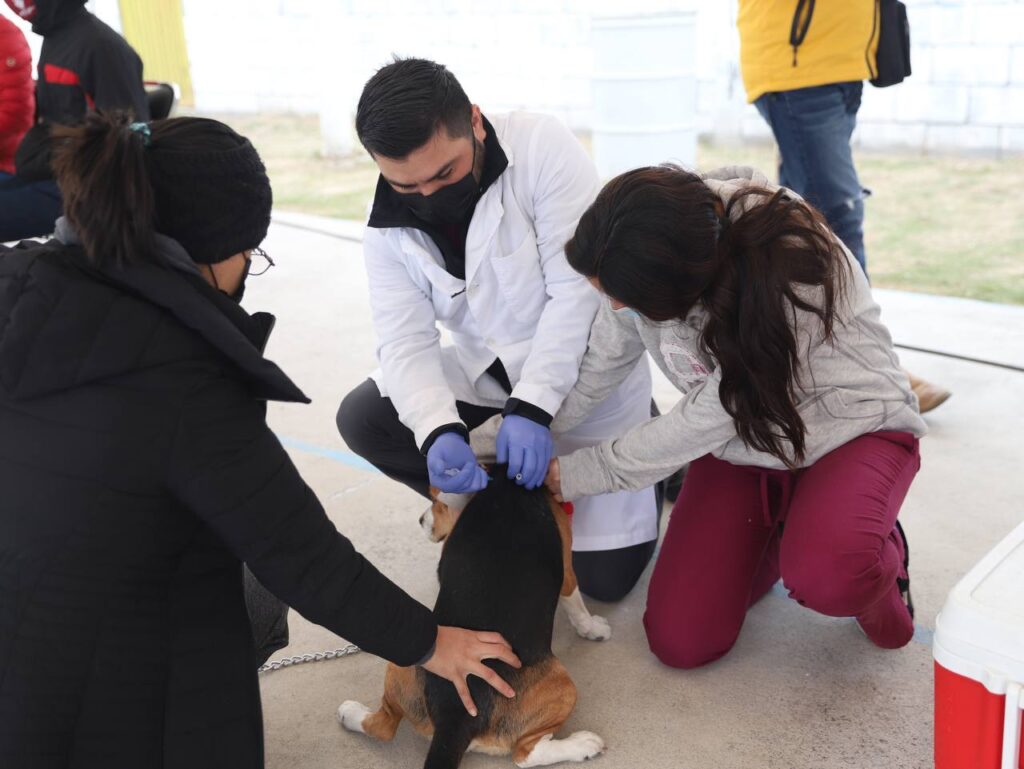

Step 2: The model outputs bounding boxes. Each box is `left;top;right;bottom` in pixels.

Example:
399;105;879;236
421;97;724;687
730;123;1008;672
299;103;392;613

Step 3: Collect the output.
336;378;658;602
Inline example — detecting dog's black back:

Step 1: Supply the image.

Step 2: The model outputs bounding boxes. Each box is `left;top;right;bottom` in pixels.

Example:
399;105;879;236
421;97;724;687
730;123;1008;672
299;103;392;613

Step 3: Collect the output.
423;467;563;769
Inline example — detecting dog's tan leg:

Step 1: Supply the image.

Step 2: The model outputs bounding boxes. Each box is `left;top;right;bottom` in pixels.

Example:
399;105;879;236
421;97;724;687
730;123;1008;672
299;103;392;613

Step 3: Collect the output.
338;664;431;742
552;500;578;599
510;659;604;768
550;498;611;641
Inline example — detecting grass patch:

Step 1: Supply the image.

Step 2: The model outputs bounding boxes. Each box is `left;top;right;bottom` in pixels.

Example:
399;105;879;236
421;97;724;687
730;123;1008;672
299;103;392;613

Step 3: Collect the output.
215;112;1024;306
699;141;1024;305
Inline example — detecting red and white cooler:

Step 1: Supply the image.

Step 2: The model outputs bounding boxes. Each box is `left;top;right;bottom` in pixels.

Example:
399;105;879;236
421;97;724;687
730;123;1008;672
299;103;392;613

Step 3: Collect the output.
934;520;1024;769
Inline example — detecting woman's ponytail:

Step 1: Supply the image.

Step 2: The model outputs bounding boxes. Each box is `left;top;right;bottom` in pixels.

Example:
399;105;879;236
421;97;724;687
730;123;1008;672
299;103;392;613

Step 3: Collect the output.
702;187;849;467
50;111;156;268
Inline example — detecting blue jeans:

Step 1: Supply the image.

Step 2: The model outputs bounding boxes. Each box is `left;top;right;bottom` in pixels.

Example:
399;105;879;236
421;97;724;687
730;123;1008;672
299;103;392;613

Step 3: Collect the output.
0;173;63;242
754;82;868;273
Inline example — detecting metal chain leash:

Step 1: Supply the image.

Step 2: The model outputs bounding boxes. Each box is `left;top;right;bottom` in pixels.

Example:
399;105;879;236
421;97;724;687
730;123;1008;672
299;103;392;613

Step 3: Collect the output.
257;644;361;674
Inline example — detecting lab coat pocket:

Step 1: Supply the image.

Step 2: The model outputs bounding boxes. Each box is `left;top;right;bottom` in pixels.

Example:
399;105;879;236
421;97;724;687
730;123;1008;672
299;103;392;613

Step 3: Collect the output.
490;231;546;324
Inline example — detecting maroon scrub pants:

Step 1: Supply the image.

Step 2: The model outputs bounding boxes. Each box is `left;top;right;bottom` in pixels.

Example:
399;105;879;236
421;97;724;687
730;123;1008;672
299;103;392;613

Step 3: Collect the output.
644;431;921;668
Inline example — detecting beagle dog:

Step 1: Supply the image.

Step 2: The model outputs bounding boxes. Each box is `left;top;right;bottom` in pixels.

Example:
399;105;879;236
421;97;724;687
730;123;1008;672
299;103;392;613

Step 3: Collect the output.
338;466;609;768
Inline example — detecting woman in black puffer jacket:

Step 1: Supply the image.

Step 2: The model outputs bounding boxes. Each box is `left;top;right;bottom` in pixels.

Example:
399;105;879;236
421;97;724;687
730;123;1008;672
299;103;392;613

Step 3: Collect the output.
0;112;518;769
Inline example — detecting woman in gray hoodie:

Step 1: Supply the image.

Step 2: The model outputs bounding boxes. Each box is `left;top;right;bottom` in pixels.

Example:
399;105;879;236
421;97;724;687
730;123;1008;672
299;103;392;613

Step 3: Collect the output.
545;165;927;668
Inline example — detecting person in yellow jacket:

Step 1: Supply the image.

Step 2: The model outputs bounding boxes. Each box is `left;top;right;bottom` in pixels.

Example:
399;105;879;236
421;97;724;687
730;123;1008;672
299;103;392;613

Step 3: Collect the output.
740;1;880;106
737;0;951;413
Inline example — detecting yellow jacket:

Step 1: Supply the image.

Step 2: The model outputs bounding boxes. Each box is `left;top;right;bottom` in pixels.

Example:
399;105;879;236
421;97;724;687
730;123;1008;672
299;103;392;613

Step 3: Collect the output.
738;0;881;102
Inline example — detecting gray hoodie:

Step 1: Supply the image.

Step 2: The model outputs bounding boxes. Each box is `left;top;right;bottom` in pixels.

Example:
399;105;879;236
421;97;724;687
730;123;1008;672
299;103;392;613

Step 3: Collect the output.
552;166;927;501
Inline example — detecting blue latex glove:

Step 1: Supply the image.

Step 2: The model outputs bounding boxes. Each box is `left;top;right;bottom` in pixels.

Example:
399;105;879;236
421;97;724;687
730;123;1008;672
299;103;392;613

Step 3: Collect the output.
496;415;553;490
426;432;489;494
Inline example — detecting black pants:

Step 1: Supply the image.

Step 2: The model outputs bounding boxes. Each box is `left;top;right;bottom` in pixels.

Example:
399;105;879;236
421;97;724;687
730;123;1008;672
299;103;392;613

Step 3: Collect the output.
337;378;658;602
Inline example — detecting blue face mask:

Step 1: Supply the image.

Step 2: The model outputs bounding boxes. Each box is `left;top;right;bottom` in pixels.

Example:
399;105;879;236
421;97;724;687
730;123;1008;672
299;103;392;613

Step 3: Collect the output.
613;305;642;321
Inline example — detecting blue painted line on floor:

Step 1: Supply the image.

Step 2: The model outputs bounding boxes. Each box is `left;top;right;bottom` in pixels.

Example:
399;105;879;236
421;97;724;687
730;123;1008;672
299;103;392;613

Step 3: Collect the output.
912;624;934;646
276;435;380;474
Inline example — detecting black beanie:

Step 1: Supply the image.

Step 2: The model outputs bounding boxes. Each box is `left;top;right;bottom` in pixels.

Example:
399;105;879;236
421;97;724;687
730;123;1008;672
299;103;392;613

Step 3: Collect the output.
146;120;272;265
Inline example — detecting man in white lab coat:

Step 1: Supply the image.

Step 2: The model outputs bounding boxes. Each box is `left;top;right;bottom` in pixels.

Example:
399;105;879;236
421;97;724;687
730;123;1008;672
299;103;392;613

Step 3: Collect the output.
337;57;658;601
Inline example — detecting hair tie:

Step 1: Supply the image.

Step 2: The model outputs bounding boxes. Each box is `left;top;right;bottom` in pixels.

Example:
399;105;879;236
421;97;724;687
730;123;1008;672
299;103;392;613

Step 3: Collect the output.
713;213;733;245
128;121;152;147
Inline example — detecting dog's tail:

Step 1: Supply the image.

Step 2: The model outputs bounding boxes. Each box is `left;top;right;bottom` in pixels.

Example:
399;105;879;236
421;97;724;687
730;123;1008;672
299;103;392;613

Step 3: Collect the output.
422;714;475;769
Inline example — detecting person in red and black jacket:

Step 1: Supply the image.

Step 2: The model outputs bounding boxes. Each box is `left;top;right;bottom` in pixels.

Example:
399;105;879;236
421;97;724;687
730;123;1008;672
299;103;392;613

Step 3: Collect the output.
0;13;33;177
0;0;148;242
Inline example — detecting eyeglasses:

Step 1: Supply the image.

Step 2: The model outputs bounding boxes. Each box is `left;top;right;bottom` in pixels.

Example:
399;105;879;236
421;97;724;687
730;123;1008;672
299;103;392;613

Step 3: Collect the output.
248;246;275;276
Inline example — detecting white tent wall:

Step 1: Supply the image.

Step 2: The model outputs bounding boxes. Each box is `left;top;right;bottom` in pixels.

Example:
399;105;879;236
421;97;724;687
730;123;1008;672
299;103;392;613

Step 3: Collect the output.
3;0;1022;155
178;0;1024;155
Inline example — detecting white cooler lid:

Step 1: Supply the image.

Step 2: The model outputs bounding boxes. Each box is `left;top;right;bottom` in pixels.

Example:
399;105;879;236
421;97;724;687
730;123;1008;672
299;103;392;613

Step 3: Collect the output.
933;520;1024;694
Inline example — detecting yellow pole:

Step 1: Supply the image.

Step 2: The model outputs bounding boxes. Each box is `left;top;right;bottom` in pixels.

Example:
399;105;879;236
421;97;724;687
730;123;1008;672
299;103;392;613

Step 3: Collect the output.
118;0;194;107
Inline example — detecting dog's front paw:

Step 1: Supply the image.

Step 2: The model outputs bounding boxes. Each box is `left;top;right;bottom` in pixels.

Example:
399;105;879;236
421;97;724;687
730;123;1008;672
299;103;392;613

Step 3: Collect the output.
337;700;371;733
560;589;612;642
572;613;612;642
567;730;605;761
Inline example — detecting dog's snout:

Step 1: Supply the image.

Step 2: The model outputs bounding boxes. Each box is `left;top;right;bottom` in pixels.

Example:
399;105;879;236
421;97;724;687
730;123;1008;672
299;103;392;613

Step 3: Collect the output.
420;506;438;542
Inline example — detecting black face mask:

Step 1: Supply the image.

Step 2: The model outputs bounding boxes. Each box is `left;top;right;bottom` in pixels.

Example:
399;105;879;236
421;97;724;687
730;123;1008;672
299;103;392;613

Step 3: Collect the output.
397;140;481;225
230;257;252;303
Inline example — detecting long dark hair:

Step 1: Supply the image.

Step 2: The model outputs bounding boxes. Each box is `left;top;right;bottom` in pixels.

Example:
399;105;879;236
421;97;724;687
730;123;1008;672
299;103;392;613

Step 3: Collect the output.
565;165;849;467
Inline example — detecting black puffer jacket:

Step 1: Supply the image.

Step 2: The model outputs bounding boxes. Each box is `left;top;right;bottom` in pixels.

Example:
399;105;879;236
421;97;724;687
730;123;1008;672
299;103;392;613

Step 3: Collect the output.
0;240;437;768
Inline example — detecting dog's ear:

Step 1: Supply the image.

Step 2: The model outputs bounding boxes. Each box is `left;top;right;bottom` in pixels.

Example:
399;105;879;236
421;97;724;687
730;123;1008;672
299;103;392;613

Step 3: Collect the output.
437;491;473;513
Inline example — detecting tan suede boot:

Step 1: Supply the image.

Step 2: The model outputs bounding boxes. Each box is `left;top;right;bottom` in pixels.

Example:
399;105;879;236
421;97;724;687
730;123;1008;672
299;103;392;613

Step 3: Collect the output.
906;371;952;414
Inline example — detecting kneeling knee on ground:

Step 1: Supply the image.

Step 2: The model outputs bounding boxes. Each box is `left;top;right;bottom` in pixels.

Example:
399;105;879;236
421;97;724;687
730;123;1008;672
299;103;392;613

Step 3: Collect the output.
643;612;741;670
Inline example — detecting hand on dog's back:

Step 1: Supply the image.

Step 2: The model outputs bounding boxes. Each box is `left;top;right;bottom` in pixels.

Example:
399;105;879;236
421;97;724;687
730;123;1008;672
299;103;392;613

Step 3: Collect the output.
421;627;521;717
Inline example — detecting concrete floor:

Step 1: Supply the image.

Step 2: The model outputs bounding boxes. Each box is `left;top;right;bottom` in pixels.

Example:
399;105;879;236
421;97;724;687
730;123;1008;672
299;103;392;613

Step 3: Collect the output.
250;213;1024;769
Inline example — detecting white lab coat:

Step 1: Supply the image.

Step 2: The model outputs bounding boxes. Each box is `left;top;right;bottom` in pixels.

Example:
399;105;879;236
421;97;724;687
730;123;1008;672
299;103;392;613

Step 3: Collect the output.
364;111;656;550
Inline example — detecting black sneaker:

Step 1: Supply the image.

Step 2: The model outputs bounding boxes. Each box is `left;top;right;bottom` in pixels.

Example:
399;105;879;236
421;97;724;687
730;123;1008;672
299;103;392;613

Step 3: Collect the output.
895;520;914;621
